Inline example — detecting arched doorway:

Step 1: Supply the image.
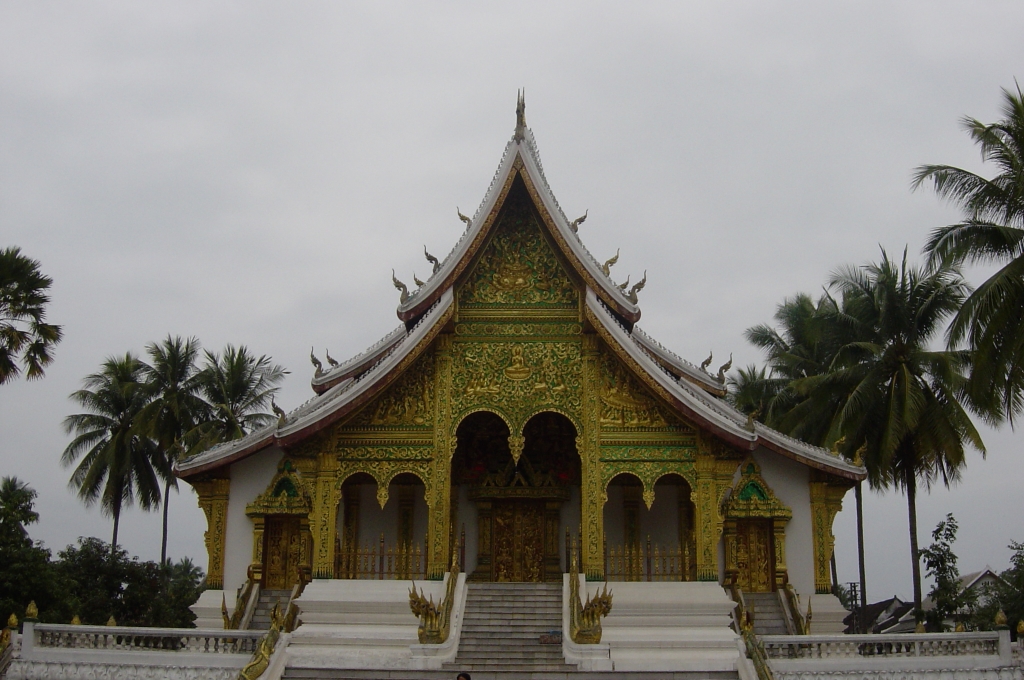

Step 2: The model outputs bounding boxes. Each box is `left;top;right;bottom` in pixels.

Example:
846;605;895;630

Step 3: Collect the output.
451;411;580;582
334;472;428;579
603;473;696;581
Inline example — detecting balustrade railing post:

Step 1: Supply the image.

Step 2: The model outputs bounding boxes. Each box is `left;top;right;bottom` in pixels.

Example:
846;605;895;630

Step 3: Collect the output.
646;535;652;582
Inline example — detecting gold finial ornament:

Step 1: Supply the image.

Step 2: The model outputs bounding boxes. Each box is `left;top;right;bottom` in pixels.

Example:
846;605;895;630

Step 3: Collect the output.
24;601;38;620
514;90;527;142
413;273;426;287
424;246;440;274
569;210;588;233
914;621;926;633
700;351;713;372
457;207;472;227
830;436;846;457
325;349;339;367
71;614;81;625
106;615;117;627
716;353;733;383
853;445;865;467
271;398;287;425
309;347;323;376
626;271;647;304
617;275;630;292
392;270;410;304
995;609;1007;626
1017;619;1024;635
7;613;17;628
601;249;619;276
954;621;965;632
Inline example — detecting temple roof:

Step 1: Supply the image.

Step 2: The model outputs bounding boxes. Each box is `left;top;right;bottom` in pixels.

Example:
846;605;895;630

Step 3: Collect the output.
175;99;867;482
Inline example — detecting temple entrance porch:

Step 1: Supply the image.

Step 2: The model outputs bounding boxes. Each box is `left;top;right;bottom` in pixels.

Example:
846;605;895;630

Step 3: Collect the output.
452;410;580;582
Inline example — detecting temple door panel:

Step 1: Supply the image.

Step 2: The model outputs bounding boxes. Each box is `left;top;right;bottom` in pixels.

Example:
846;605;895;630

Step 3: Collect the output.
264;515;302;589
491;500;545;582
734;518;774;592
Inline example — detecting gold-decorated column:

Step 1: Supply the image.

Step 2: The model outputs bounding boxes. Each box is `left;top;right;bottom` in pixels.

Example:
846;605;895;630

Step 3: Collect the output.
809;474;848;594
693;448;724;581
428;334;454;579
310;452;340;579
580;334;604;579
193;477;230;589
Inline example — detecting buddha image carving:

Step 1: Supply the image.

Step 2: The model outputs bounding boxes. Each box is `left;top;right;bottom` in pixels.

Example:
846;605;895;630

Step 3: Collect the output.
492;253;533;292
532;356;566;394
463;347;500;396
504;345;532;381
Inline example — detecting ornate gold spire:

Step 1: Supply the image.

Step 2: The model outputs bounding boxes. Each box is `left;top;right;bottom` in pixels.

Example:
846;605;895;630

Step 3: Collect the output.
514;90;527;142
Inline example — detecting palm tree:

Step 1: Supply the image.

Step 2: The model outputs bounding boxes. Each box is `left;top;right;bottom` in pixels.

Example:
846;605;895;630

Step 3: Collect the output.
0;247;63;385
62;354;163;560
913;84;1024;421
0;476;39;544
190;345;286;450
138;336;207;564
811;249;984;614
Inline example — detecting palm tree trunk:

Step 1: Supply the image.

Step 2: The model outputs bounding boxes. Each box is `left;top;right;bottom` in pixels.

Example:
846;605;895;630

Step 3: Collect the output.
111;509;120;563
905;466;923;615
855;481;867;629
161;479;171;565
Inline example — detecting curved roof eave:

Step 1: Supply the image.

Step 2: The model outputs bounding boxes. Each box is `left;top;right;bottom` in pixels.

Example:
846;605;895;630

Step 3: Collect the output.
175;291;454;480
631;326;728;396
395;128;641;323
311;324;406;393
584;289;866;481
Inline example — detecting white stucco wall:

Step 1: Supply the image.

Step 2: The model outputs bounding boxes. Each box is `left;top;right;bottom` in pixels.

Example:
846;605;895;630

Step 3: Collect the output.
752;447;814;597
224;446;283;595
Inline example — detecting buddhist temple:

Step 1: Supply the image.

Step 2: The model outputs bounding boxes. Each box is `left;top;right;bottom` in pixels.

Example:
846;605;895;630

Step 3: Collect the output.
175;94;867;673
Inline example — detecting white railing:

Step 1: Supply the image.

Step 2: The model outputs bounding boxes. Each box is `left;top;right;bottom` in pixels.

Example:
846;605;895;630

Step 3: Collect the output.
760;630;1018;676
31;623;262;654
762;632;1000;660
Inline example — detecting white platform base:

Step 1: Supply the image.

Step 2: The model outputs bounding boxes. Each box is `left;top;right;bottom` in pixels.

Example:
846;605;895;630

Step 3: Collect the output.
564;577;742;673
808;593;849;634
286;575;465;671
190;589;228;630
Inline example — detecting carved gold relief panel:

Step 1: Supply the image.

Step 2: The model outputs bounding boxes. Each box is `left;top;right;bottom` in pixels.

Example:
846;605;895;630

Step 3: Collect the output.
345;352;436;429
457;188;578;309
598;352;690;432
450;340;583;428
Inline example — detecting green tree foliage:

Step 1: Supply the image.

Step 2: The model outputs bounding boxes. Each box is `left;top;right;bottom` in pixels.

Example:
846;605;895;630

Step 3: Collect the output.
190;344;286;450
61;354;162;559
53;538;202;627
920;514;976;631
0;477;204;627
915;84;1024;421
0;478;67;624
0;247;63;385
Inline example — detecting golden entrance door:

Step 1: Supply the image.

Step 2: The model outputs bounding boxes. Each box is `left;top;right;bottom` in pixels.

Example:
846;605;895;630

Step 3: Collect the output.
491;500;545;582
263;516;301;589
735;519;774;592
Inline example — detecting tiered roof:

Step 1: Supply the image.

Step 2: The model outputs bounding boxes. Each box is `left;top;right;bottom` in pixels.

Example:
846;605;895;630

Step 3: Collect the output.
176;98;866;482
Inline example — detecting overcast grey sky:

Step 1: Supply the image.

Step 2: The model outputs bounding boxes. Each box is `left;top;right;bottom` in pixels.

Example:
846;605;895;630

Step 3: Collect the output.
2;2;1022;604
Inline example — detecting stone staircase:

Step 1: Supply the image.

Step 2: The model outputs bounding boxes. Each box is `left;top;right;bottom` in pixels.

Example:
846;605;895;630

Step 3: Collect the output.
745;592;789;636
443;582;575;674
249;587;292;630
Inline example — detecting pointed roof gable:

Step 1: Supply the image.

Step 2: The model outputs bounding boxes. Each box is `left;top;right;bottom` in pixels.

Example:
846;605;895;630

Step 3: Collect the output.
394;98;641;326
176;99;867;483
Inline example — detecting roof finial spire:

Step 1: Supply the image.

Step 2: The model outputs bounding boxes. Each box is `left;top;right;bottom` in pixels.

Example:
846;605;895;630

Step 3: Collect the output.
514;89;526;142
